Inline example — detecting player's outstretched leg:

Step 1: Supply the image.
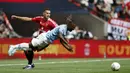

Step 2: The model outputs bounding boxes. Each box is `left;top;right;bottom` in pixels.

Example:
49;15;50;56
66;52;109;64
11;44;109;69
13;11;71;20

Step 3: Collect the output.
8;45;17;56
8;43;30;56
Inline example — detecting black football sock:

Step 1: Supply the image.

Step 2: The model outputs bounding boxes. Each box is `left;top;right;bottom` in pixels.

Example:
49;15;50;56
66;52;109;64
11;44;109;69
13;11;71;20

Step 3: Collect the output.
24;51;29;61
28;50;34;65
24;50;34;65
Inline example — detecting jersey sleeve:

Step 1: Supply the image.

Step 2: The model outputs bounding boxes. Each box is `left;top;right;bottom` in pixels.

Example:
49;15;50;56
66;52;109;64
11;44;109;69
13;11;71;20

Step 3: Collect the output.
59;25;67;36
49;18;58;28
32;16;42;22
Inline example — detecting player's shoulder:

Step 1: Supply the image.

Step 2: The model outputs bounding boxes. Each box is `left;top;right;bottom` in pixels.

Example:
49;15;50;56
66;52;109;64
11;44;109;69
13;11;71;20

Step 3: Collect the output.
48;18;56;23
59;24;67;28
48;18;58;25
34;16;43;19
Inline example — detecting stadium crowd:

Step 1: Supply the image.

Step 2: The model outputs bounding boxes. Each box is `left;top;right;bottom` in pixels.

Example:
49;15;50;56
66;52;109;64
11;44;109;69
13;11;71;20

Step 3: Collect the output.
0;9;21;38
69;0;130;40
66;26;94;40
69;0;130;21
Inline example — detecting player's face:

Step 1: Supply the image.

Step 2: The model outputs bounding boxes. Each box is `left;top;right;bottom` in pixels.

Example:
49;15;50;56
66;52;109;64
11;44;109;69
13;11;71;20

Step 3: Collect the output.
43;10;51;20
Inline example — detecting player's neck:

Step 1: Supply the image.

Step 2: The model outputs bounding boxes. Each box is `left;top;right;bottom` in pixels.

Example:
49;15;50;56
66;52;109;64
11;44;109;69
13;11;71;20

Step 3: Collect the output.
44;18;47;21
43;17;49;21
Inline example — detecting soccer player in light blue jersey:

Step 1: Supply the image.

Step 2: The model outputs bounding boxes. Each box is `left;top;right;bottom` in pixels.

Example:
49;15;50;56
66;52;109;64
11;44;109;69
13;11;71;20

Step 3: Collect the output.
8;16;76;69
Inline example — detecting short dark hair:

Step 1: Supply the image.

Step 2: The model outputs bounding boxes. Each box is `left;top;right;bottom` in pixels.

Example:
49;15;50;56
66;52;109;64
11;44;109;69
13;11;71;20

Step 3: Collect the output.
44;8;50;11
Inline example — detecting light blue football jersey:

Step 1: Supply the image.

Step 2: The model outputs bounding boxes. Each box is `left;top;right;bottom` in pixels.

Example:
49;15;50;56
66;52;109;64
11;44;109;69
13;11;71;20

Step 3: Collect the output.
46;24;67;43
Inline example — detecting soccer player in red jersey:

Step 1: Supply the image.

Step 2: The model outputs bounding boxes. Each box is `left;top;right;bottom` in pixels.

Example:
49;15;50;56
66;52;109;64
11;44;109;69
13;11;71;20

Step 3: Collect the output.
11;8;58;69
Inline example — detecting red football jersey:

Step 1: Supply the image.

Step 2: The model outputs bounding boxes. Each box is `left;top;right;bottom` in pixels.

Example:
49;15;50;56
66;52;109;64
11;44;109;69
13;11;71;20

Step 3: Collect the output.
32;16;58;33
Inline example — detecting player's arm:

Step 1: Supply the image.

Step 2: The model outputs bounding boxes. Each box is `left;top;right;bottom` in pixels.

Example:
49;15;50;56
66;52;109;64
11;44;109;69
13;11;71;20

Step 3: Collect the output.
11;15;32;21
59;33;73;52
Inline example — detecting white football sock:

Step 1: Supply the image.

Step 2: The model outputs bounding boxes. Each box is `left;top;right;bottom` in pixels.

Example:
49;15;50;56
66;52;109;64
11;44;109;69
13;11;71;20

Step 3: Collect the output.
14;43;30;50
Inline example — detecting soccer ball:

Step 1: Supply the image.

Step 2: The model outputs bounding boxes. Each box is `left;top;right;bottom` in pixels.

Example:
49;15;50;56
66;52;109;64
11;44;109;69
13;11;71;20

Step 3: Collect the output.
111;62;120;71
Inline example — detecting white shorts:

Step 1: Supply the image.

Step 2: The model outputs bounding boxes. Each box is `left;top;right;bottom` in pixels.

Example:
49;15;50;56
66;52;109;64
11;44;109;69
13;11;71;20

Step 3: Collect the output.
31;33;49;49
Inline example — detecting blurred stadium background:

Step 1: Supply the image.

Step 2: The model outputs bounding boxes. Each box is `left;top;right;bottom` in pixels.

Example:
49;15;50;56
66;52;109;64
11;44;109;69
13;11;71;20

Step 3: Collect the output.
0;0;130;73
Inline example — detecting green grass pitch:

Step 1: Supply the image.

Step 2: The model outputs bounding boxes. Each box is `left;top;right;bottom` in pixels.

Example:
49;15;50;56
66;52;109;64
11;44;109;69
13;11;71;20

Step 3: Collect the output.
0;58;130;73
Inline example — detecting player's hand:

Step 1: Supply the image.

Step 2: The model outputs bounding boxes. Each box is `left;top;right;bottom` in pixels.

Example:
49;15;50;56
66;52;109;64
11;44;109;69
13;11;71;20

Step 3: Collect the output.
11;15;17;19
68;48;73;52
67;45;73;52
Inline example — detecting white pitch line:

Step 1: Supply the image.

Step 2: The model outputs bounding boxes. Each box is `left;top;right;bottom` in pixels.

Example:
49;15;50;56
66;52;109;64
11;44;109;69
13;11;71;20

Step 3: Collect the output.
0;58;129;67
